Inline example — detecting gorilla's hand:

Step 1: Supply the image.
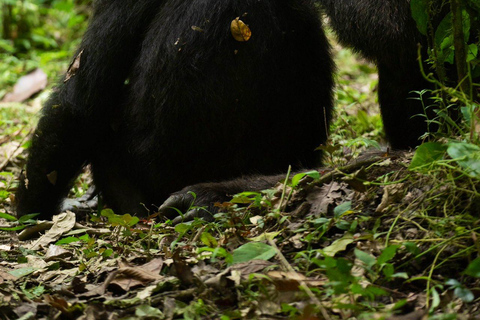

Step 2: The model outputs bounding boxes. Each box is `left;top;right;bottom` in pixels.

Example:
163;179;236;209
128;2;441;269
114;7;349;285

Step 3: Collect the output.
158;182;231;224
158;174;285;224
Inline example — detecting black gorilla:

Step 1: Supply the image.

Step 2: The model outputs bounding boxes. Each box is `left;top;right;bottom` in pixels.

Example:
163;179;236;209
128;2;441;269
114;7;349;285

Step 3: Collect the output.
319;0;478;148
158;0;480;220
16;0;334;220
319;0;433;149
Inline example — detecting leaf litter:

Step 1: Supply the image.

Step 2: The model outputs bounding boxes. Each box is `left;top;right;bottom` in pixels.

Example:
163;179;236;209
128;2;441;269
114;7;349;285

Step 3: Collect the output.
0;148;479;319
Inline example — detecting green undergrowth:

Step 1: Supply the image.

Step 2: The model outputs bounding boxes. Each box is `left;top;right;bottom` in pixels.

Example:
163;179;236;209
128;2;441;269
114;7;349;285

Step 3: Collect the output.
1;1;480;319
3;145;480;319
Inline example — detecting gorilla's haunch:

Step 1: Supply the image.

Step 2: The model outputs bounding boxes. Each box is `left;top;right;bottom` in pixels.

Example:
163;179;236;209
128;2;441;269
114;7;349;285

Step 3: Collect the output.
16;0;334;220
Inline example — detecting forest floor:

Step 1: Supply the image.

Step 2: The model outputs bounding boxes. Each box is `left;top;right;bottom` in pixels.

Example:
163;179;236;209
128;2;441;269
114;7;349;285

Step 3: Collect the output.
1;32;480;319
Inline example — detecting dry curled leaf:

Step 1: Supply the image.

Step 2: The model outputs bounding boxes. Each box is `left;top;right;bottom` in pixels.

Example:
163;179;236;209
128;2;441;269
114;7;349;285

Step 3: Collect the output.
191;25;204;32
64;49;83;83
47;170;57;185
231;17;251;42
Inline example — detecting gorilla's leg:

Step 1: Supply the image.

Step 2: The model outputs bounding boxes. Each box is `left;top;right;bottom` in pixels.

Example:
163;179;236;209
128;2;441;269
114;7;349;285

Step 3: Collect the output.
318;0;434;148
377;61;435;149
16;0;164;219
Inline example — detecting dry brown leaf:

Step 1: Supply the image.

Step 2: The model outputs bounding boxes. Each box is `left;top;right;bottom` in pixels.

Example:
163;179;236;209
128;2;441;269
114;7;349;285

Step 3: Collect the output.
109;267;163;292
139;257;164;274
28;211;76;250
64;49;83;83
173;251;194;286
376;183;405;213
44;244;72;261
0;141;24;169
204;260;272;290
267;271;324;291
191;25;204;32
342;167;367;192
307;181;351;216
47;170;57;185
192;263;219;281
44;295;69;313
230;18;251;42
0;270;17;283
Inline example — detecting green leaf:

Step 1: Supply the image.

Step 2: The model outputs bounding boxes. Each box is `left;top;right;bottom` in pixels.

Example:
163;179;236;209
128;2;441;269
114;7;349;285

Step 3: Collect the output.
249;231;280;242
291;170;320;187
323;233;354;257
100;209;116;220
445;278;461;287
102;249;113;258
454;287;474;302
377;245;400;265
410;0;429;35
430;287;441;311
0;190;9;200
231;191;261;204
0;40;15;53
18;213;40;224
354;249;376;269
0;225;25;231
101;209;138;227
435;13;453;50
232;242;276;264
447;142;480;178
200;231;218;248
409;142;447;171
464;257;480;277
382;263;394;278
461;103;479;123
135;304;163;318
0;212;17;221
333;201;352;218
9;267;37;278
122;214;139;227
364;285;388;297
55;237;80;245
174;223;190;234
404;242;421;256
392;272;409;279
467;43;478;62
79;234;90;241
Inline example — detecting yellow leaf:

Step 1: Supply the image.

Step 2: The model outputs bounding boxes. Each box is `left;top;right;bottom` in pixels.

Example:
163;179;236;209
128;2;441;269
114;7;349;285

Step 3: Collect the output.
230;18;251;42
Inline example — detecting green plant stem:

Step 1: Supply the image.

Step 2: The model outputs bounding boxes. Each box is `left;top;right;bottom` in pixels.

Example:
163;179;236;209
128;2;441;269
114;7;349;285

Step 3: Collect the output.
426;244;446;310
450;0;472;98
399;228;480;269
433;245;474;271
278;165;292;212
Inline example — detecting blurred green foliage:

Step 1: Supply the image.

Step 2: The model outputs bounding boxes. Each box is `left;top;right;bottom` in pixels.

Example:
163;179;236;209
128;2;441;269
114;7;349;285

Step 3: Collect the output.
0;0;92;97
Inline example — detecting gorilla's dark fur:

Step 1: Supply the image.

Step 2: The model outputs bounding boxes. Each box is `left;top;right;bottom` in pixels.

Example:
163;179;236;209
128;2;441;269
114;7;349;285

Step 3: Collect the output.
159;0;479;219
320;0;433;149
19;0;472;221
320;0;479;148
16;0;334;220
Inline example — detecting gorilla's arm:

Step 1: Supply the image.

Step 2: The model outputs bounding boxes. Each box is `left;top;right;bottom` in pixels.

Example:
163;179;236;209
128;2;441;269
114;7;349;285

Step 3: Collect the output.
159;174;289;224
16;0;164;219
